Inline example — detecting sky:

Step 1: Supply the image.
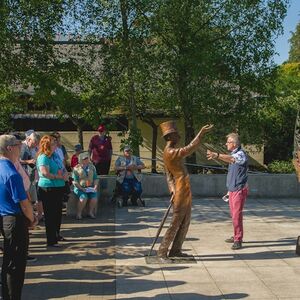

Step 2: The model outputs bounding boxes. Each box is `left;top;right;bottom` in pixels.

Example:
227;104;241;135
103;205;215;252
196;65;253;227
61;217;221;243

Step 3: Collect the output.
273;0;299;65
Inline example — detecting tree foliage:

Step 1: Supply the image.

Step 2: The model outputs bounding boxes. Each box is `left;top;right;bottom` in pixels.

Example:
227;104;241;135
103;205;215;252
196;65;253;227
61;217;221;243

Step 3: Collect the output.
0;88;26;133
262;62;300;163
288;22;300;63
0;0;292;169
142;0;288;170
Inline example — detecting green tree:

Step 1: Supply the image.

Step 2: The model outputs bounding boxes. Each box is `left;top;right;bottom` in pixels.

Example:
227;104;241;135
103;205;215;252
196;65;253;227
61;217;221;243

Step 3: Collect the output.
28;40;119;146
145;0;288;171
60;0;154;155
0;1;121;142
0;1;69;130
288;22;300;62
263;62;300;163
0;88;26;133
0;1;66;84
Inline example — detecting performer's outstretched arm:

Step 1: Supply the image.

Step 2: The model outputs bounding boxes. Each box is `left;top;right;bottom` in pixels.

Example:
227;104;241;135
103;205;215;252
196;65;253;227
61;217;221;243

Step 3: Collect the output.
177;124;213;158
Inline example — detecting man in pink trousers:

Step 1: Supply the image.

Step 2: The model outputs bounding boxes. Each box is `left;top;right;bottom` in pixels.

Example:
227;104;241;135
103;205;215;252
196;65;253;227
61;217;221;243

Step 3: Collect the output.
207;132;248;250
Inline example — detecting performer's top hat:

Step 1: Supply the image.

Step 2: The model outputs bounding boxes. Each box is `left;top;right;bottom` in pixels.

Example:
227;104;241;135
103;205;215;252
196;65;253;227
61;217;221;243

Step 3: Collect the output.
160;120;178;137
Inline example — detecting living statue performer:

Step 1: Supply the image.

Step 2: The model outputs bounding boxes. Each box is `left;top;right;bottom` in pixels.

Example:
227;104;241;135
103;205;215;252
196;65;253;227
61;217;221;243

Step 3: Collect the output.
157;121;213;260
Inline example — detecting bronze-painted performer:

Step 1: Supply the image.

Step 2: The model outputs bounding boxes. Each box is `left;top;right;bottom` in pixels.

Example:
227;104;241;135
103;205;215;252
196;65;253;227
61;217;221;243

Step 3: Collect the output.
157;121;213;260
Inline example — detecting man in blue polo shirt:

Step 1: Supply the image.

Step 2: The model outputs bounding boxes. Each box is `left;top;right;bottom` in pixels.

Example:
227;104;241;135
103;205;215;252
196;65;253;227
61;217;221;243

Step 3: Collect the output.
0;135;36;300
207;132;248;250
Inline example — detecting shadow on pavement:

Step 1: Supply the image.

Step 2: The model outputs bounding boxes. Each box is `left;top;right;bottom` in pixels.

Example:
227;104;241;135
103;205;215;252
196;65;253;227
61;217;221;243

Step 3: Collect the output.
121;293;248;300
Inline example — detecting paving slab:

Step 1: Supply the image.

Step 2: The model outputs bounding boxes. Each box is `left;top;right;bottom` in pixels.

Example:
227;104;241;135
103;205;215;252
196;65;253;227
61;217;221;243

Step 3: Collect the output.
4;196;299;299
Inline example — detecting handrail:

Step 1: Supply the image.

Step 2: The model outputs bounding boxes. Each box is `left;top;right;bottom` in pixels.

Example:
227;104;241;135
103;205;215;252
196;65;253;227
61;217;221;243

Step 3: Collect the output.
111;153;264;174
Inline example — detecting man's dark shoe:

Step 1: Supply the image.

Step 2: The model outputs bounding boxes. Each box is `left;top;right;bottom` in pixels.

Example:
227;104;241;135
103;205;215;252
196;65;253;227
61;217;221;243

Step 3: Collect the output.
58;235;67;242
47;243;62;248
225;237;234;243
27;255;37;262
231;241;242;250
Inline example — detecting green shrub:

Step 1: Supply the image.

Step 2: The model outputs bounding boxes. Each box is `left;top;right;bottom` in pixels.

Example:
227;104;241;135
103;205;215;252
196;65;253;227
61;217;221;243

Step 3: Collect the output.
268;160;295;174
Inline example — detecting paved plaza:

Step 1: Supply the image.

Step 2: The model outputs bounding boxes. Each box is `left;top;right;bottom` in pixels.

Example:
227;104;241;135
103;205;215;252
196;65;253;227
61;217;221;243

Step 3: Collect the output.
20;196;300;299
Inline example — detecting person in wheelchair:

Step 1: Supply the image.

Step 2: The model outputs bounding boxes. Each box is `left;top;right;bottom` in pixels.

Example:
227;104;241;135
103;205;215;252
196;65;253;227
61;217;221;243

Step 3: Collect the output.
114;145;145;207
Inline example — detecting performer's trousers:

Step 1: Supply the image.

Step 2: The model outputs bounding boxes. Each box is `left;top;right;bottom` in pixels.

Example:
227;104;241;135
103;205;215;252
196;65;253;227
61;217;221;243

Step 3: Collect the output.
1;215;29;300
229;186;248;242
158;203;191;257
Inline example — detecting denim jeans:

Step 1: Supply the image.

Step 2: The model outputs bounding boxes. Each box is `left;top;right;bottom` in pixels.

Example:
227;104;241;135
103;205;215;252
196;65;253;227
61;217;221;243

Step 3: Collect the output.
121;177;142;205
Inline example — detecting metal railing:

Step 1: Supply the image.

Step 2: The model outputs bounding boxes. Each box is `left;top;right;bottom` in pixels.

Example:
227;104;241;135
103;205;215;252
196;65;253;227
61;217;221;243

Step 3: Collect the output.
111;153;264;174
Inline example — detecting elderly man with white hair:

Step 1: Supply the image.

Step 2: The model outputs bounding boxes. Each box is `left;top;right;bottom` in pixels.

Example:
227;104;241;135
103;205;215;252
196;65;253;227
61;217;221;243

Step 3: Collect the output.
207;132;249;250
0;134;37;300
20;131;39;172
20;130;40;216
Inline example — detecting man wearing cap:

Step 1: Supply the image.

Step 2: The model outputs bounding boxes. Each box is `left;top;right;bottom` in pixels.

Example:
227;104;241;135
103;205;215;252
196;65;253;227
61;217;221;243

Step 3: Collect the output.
114;145;145;207
88;124;112;175
0;135;37;299
157;121;213;260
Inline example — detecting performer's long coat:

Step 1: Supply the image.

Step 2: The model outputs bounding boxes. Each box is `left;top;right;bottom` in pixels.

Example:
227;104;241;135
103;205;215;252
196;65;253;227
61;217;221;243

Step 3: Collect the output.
158;135;201;256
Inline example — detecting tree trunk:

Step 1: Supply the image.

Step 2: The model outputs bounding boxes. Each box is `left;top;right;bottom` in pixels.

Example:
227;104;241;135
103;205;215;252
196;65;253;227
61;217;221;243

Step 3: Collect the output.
142;117;158;173
77;124;83;149
120;0;140;157
70;117;84;149
184;113;197;173
177;68;197;173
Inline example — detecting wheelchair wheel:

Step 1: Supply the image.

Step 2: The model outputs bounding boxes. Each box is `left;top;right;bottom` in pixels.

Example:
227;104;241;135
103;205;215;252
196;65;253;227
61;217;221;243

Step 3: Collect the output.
117;198;123;208
138;197;146;207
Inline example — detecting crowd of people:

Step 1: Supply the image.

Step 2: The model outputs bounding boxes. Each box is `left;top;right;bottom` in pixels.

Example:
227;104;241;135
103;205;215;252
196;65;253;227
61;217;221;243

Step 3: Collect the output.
0;123;148;299
0;121;250;299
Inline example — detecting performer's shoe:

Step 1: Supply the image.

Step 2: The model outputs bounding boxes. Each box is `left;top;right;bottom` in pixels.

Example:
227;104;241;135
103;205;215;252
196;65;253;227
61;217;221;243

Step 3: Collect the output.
225;237;234;243
156;254;170;263
168;251;190;258
231;241;242;250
